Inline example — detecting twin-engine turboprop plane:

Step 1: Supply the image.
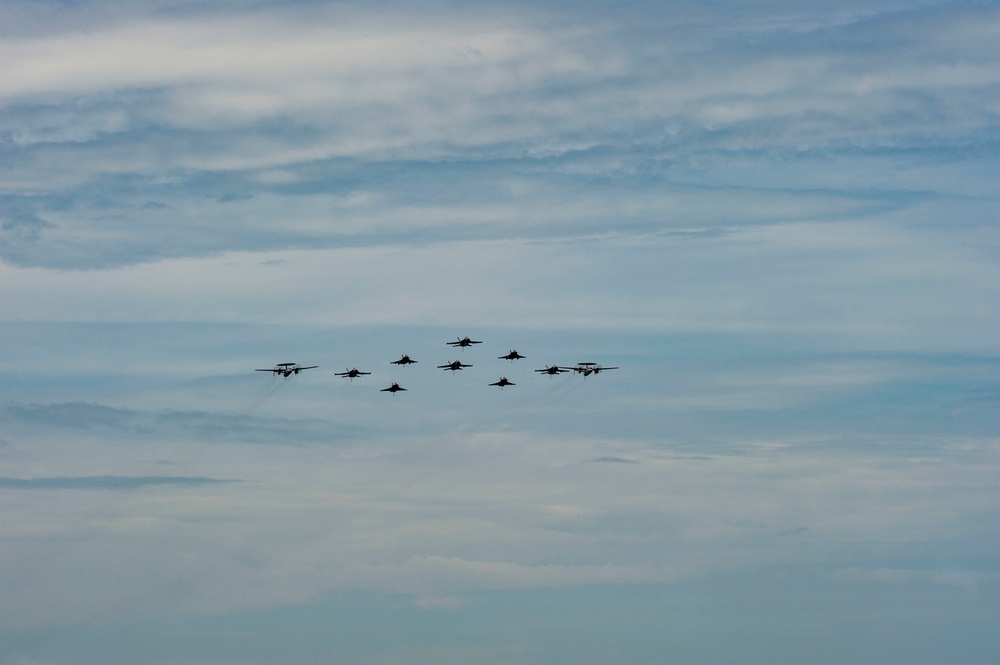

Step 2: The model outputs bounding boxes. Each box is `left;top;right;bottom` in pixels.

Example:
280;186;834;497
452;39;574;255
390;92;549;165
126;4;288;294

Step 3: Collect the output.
568;362;619;376
255;362;318;378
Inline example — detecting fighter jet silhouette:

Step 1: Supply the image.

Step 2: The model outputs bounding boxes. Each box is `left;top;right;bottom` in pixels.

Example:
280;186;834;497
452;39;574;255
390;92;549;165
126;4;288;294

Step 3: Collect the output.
438;359;472;372
335;368;370;381
447;336;482;348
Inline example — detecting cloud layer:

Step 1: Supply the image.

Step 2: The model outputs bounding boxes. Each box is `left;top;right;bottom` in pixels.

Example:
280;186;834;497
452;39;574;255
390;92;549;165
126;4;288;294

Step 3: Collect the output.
2;1;1000;663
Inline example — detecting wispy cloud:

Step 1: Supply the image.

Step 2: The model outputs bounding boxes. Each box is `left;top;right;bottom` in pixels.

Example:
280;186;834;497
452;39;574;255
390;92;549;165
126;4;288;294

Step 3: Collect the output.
0;475;239;490
2;2;999;662
2;1;999;271
2;401;358;445
829;566;983;592
587;456;638;464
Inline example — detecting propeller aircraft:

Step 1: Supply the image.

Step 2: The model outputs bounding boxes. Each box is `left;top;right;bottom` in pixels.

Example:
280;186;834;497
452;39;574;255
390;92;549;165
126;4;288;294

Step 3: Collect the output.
255;362;318;378
569;362;619;376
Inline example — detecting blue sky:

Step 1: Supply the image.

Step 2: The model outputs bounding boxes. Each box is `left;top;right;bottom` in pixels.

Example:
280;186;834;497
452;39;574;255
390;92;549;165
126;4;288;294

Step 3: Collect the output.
2;1;1000;663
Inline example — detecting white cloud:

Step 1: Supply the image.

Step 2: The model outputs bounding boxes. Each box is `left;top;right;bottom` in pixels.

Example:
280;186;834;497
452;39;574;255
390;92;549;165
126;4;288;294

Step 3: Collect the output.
3;213;1000;354
2;426;997;629
4;1;998;175
0;8;622;158
829;566;985;593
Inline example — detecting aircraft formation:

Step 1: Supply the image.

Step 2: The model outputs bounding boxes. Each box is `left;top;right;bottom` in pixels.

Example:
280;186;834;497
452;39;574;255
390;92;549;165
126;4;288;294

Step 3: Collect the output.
255;337;617;393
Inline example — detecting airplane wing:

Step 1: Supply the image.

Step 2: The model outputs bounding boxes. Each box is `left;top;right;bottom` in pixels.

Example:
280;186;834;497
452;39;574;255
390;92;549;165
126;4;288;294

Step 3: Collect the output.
298;366;319;370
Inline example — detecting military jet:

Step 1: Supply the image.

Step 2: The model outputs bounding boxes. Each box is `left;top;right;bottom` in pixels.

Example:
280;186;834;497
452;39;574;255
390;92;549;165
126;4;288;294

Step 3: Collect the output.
255;362;318;378
438;359;473;372
489;377;515;388
380;382;407;393
499;350;525;361
448;336;482;348
535;365;570;375
335;368;371;381
390;354;418;365
570;362;619;377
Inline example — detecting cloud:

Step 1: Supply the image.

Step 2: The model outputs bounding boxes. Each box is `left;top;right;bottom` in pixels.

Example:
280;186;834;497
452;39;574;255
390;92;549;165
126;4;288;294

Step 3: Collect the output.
588;456;638;464
4;3;997;164
829;566;983;593
0;198;54;265
0;8;621;150
2;402;357;446
0;201;51;240
2;1;999;277
409;594;476;612
2;417;998;632
2;3;1000;660
0;475;239;490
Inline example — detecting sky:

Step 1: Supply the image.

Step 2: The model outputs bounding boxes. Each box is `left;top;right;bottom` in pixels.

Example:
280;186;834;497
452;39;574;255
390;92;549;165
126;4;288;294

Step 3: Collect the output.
2;0;1000;663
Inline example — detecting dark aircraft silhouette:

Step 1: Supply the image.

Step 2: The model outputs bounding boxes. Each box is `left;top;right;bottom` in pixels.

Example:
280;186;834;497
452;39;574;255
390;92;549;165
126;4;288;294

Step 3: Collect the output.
448;336;482;348
380;382;407;393
535;365;570;375
255;362;318;378
499;350;525;360
489;377;515;388
570;362;619;376
391;354;417;365
438;359;473;372
335;368;371;381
